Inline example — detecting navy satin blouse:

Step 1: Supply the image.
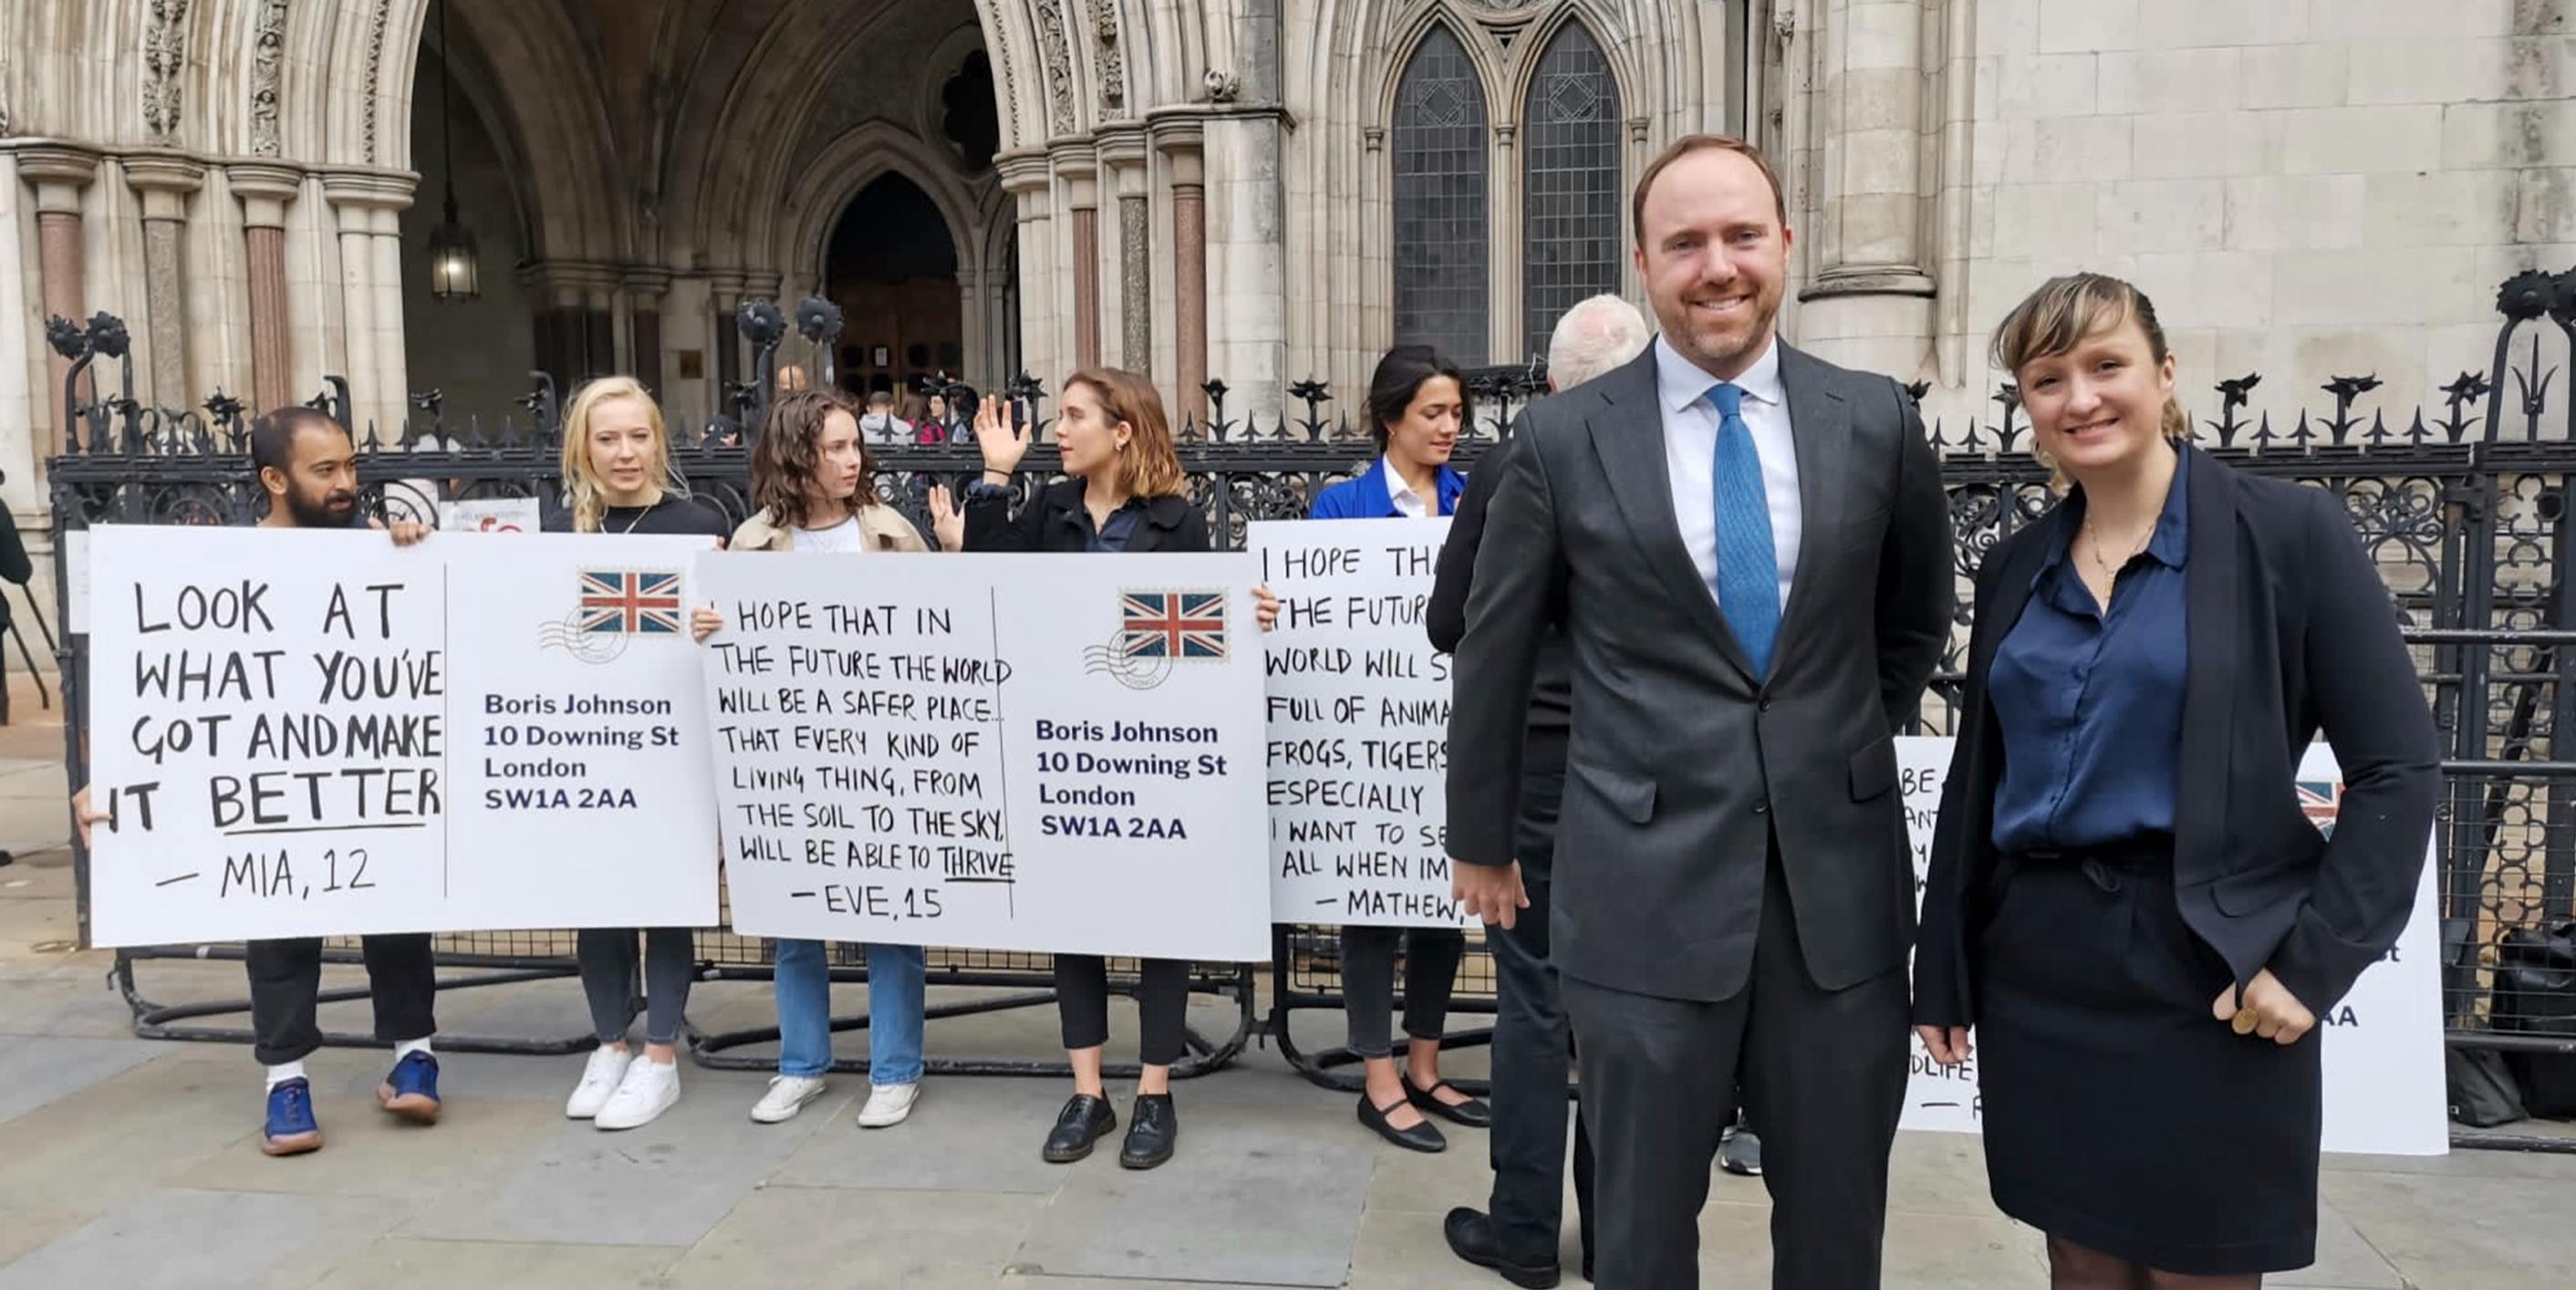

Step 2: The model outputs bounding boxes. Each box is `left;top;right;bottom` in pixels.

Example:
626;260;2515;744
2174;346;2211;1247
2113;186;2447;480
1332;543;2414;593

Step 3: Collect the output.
1988;461;2190;855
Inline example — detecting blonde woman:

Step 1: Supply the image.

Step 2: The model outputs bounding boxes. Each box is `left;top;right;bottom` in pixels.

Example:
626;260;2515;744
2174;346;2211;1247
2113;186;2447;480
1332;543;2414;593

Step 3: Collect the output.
546;377;728;1131
1916;274;2437;1286
690;387;937;1130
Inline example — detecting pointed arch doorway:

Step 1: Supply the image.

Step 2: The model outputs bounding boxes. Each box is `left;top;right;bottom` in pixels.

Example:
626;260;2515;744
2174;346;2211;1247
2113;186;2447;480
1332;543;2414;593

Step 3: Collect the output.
824;175;962;397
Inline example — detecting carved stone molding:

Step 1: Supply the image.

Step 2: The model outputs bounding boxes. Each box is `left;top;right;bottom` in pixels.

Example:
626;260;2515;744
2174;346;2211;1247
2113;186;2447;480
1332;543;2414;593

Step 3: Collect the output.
978;0;1021;142
363;0;393;163
1090;1;1127;119
1034;0;1077;136
144;0;192;142
250;0;289;157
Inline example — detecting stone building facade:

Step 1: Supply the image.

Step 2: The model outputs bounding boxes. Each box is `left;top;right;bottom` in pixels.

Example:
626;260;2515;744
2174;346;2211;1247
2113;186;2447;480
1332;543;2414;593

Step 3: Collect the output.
2;0;2569;526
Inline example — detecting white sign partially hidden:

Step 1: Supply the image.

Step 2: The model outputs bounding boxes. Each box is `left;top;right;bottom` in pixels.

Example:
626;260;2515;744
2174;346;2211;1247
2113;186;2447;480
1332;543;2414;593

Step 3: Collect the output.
1252;518;1473;929
438;497;541;534
1894;736;2448;1156
85;528;721;945
696;550;1273;962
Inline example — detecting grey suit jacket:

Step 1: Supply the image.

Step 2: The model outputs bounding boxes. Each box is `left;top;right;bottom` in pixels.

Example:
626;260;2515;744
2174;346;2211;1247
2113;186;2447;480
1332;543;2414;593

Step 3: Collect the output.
1445;343;1954;1002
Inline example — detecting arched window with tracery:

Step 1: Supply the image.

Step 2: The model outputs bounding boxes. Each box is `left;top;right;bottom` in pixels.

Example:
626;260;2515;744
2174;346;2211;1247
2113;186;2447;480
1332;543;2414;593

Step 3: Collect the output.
1389;24;1490;366
1520;20;1623;360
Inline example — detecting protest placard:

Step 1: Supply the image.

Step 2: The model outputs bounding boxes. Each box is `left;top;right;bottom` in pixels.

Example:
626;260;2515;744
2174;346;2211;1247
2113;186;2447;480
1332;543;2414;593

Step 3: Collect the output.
1251;518;1473;928
85;528;720;945
1893;736;2447;1155
696;550;1273;961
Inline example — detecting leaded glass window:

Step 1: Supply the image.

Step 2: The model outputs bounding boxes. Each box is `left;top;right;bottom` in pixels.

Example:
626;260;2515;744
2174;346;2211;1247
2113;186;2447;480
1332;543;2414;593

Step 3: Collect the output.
1392;26;1489;366
1521;21;1622;360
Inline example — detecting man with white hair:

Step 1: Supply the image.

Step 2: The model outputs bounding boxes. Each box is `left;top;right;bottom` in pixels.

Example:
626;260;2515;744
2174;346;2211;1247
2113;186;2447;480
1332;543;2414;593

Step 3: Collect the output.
1425;293;1647;1286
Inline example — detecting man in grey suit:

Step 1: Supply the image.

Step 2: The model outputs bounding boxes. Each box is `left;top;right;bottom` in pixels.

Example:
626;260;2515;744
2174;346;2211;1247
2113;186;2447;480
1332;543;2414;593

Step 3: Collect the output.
1445;135;1953;1288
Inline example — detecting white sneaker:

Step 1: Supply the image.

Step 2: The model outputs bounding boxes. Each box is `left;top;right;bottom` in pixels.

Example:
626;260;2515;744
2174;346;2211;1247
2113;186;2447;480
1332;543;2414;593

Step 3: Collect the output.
749;1074;828;1124
564;1046;633;1120
856;1081;920;1129
594;1058;681;1131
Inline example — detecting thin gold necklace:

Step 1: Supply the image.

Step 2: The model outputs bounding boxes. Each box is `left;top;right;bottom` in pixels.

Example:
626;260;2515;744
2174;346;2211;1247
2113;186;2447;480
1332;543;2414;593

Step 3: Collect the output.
2082;512;2156;584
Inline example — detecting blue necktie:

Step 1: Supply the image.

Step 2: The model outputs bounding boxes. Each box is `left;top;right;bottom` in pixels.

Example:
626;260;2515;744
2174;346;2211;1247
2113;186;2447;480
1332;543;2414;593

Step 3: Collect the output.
1708;383;1779;677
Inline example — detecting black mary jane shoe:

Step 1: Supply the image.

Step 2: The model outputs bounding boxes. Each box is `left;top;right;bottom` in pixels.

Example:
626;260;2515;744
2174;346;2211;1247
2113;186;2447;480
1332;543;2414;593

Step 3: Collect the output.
1443;1206;1563;1289
1042;1093;1117;1163
1118;1092;1178;1170
1404;1073;1493;1129
1357;1091;1447;1152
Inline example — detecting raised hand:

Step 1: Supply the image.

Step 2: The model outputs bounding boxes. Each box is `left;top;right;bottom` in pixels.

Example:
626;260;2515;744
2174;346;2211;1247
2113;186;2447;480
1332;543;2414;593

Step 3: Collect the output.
976;397;1030;478
927;485;966;552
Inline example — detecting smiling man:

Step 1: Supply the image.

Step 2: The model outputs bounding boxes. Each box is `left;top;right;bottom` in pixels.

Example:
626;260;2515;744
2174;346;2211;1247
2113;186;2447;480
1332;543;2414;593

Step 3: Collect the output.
1442;135;1954;1289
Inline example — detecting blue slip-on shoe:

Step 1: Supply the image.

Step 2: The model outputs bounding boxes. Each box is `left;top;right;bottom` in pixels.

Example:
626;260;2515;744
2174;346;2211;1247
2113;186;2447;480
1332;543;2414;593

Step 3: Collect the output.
376;1051;442;1124
261;1078;324;1156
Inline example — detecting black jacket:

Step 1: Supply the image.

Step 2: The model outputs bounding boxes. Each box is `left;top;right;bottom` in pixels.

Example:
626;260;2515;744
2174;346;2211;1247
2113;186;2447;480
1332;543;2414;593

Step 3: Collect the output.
962;478;1211;554
1914;444;2440;1025
1427;432;1572;869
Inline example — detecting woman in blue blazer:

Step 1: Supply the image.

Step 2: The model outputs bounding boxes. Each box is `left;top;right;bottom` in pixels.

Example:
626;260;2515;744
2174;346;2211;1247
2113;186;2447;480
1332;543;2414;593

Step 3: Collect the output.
1307;346;1485;1152
1915;274;2438;1285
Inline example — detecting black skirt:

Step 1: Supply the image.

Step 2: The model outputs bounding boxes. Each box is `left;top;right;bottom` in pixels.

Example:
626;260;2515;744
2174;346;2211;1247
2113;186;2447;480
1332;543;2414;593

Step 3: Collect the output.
1973;851;2322;1275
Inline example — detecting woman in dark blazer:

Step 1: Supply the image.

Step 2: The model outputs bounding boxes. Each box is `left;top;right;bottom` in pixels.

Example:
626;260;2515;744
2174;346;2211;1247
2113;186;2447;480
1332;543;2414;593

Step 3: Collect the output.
1914;273;2438;1286
928;367;1272;1171
1304;346;1488;1152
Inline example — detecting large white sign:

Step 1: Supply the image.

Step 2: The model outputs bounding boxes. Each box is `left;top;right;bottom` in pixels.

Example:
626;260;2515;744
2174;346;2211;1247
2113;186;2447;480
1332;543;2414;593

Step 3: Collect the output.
1895;737;2448;1156
1252;519;1474;929
696;550;1273;962
85;528;722;945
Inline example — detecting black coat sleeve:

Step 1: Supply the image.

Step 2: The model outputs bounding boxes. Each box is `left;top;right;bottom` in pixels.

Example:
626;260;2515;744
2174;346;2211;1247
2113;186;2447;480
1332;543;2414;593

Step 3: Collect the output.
963;483;1046;552
1875;379;1956;732
1444;421;1566;868
1427;432;1517;654
2264;489;2442;1011
1911;537;2013;1029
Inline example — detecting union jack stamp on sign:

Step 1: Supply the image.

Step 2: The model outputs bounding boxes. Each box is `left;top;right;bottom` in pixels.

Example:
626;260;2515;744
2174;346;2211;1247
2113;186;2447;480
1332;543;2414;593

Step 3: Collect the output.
579;570;685;635
1118;590;1229;660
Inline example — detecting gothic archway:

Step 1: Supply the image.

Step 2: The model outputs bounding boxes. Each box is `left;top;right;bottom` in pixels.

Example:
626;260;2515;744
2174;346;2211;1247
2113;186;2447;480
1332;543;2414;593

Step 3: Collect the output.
825;175;963;397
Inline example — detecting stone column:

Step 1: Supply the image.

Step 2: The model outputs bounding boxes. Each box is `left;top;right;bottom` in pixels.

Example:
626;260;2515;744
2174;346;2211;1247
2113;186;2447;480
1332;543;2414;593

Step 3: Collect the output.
707;270;748;402
229;163;303;416
123;155;207;410
321;171;417;435
1154;125;1208;423
995;150;1056;389
956;268;984;389
1058;149;1102;371
1797;0;1936;376
1099;129;1152;373
623;268;671;397
19;146;100;456
1490;123;1518;365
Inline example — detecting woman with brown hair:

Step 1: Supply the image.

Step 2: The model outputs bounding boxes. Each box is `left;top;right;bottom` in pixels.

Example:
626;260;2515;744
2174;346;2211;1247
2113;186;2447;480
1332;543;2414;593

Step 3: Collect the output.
691;387;935;1131
927;368;1273;1171
550;375;727;1131
1915;273;2437;1286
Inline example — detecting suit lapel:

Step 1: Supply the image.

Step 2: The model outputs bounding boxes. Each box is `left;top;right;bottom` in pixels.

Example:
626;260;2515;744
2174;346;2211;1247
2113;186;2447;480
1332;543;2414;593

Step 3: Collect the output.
1587;349;1757;681
1774;346;1851;652
2173;444;2237;879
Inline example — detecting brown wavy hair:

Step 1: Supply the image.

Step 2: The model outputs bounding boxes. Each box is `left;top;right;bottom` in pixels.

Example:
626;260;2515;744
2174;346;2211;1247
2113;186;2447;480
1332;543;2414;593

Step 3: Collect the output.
1065;367;1188;501
750;387;881;529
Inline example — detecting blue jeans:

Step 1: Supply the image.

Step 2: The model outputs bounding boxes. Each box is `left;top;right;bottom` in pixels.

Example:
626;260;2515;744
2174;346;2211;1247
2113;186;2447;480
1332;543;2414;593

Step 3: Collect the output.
772;939;926;1085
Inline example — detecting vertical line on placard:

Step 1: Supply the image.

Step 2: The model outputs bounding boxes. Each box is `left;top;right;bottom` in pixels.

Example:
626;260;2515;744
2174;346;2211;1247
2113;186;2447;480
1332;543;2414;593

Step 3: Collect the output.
441;561;451;900
986;583;1013;921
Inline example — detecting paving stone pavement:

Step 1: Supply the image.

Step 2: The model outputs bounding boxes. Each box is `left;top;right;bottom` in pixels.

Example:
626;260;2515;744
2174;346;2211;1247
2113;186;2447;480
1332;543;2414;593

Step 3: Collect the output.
0;677;2571;1287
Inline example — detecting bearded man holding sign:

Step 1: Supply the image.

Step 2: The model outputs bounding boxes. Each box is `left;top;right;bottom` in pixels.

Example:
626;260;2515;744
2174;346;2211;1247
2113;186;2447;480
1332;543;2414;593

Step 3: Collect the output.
75;407;441;1157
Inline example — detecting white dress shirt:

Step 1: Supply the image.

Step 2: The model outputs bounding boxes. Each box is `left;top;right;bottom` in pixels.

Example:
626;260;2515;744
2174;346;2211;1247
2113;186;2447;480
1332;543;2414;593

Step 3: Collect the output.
1654;335;1801;614
1381;456;1429;518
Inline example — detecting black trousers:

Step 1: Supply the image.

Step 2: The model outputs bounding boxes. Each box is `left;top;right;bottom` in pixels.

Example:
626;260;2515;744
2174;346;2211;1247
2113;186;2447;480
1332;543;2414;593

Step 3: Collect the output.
1486;863;1597;1267
1564;851;1908;1290
1055;955;1190;1068
1339;925;1465;1058
247;934;438;1067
